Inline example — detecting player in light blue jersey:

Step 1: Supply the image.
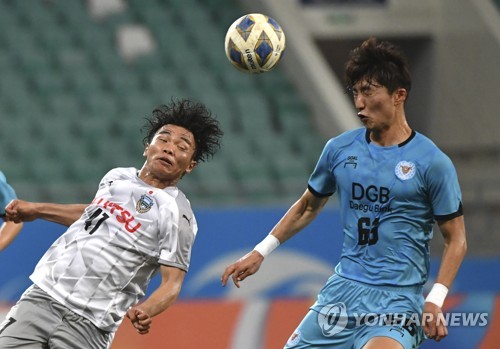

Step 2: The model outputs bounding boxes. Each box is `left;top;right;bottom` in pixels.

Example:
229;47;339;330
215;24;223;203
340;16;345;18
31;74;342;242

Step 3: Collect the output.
0;171;23;251
222;37;467;349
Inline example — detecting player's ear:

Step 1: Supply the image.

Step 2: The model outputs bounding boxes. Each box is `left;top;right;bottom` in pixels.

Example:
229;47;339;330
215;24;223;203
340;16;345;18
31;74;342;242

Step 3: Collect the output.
394;88;407;105
184;160;197;174
143;144;150;157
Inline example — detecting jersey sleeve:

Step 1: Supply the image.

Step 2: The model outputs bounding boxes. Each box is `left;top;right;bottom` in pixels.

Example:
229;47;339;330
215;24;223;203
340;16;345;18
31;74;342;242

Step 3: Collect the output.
308;139;336;197
0;171;17;213
426;153;463;221
157;204;197;272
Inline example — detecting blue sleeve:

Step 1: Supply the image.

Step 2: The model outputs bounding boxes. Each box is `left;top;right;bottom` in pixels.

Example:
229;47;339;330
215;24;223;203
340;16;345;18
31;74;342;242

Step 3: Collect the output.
0;171;17;214
308;139;336;197
426;154;463;221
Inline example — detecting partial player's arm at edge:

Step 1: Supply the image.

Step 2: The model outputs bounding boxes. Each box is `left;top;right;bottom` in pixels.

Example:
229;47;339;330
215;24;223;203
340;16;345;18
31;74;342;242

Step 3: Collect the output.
221;188;330;288
5;199;87;227
0;221;23;251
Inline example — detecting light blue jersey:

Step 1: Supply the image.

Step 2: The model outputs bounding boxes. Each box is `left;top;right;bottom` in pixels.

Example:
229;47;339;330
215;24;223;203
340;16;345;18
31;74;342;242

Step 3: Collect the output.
308;128;462;287
0;171;17;215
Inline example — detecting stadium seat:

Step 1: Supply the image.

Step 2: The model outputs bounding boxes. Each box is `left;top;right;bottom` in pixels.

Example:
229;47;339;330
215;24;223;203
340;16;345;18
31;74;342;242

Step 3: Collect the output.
194;156;240;203
144;71;182;100
229;152;279;201
31;71;68;98
233;92;276;137
66;69;106;99
82;93;120;119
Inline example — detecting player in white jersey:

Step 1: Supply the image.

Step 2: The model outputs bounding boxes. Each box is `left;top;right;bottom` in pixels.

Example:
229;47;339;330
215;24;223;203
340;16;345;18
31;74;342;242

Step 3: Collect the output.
0;99;223;348
222;37;467;349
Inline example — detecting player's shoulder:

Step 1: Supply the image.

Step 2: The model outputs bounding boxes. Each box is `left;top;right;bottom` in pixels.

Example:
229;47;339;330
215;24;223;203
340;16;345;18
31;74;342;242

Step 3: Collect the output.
324;127;366;150
412;132;450;160
164;187;193;212
159;187;195;230
412;131;438;147
103;167;138;180
411;132;455;174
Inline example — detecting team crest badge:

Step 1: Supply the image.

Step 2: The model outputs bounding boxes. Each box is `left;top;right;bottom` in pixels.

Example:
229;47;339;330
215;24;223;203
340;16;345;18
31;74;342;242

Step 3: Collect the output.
136;194;154;213
395;161;416;180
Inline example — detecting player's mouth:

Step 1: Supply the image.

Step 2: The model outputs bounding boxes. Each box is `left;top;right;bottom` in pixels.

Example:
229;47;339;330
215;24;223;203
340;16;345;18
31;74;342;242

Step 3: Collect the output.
357;112;369;122
158;157;174;167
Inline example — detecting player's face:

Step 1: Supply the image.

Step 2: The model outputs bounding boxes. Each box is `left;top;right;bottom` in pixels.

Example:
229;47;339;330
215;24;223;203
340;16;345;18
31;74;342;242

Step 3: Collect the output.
142;124;197;187
352;79;402;132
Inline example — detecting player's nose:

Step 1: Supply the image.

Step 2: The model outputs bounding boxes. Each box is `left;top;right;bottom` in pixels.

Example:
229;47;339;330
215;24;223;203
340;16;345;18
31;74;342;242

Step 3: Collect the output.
162;144;174;155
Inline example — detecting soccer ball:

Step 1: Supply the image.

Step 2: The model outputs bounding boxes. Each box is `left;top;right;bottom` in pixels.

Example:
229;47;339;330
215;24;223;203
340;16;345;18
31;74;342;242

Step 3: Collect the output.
225;13;286;74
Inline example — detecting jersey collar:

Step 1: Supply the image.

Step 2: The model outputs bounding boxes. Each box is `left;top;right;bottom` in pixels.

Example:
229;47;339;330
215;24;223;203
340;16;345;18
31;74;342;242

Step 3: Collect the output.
365;129;416;147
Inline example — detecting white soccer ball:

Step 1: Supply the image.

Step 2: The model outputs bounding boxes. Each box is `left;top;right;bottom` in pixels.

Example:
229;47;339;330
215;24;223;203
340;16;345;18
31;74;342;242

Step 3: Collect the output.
224;13;286;74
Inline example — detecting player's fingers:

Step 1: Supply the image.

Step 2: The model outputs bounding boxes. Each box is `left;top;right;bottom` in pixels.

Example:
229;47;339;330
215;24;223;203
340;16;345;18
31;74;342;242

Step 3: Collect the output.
134;319;150;334
435;323;447;341
221;265;236;286
423;320;437;339
138;316;152;326
137;328;149;335
231;271;241;288
236;269;253;281
126;309;137;321
135;309;148;319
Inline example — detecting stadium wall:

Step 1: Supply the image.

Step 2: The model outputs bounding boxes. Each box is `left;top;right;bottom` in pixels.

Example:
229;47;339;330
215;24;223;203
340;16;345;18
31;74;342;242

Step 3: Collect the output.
0;208;498;349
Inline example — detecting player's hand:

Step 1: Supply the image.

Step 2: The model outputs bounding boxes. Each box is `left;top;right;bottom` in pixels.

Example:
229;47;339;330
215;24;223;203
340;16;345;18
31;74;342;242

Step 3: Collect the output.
126;307;152;335
221;250;264;288
4;199;39;223
422;302;447;341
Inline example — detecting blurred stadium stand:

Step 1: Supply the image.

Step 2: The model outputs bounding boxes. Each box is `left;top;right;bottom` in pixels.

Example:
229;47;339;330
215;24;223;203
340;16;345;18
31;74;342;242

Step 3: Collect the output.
1;0;499;256
0;0;325;208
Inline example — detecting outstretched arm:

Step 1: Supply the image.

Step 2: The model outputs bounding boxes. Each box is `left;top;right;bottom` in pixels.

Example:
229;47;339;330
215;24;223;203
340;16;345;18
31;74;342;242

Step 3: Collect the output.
126;265;186;335
423;215;467;342
5;199;87;227
221;189;329;288
0;221;23;251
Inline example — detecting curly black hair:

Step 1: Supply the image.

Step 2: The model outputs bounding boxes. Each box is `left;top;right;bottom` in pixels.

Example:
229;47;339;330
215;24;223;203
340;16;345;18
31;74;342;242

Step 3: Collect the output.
345;37;412;96
142;99;223;162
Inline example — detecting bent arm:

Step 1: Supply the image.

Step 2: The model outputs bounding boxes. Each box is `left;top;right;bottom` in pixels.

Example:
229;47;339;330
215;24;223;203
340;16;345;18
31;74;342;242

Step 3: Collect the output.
0;221;23;251
127;265;185;334
423;215;467;341
434;215;467;288
268;189;330;244
221;189;329;287
135;265;185;317
5;199;87;227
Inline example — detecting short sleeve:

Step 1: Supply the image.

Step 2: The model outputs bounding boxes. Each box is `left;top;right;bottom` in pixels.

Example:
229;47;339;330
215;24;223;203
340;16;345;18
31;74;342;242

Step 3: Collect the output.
0;171;17;213
308;139;336;197
426;153;463;220
158;204;197;272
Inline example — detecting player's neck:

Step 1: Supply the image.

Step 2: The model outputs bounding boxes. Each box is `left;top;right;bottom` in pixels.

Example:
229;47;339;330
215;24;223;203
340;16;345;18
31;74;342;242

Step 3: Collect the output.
137;169;178;189
369;121;412;147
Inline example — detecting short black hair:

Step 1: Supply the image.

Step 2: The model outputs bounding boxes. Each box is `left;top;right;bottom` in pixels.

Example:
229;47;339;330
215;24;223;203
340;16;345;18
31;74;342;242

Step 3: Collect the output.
345;37;412;96
142;99;223;162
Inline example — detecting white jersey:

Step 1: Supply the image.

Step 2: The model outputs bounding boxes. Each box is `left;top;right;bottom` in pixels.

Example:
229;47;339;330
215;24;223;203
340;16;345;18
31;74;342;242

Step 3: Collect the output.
30;167;198;332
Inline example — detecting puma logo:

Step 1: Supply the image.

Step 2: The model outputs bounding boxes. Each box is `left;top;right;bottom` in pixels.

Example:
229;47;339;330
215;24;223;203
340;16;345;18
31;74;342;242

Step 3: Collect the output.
182;214;191;225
